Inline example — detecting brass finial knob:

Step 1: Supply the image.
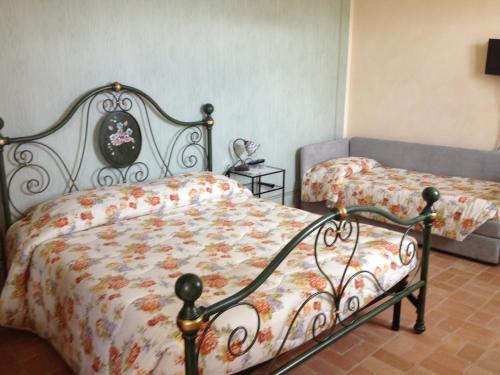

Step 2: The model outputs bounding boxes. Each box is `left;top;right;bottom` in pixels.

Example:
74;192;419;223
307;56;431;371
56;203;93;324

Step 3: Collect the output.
203;103;214;115
175;273;204;333
175;273;203;302
422;187;440;205
113;82;122;92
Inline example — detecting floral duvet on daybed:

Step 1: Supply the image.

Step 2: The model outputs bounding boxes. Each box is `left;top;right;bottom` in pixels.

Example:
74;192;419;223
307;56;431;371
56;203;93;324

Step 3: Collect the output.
302;157;500;241
0;172;416;375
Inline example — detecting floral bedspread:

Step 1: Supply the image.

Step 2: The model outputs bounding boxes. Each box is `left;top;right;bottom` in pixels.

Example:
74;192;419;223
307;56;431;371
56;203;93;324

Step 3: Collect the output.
0;172;416;375
302;158;500;241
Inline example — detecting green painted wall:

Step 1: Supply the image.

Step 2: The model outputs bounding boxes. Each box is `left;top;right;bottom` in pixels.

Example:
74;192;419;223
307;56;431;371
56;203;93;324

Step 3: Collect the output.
0;0;349;209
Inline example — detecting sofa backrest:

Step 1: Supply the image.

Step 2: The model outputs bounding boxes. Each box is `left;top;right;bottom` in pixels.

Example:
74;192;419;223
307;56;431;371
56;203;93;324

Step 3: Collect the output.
299;138;350;180
350;137;500;182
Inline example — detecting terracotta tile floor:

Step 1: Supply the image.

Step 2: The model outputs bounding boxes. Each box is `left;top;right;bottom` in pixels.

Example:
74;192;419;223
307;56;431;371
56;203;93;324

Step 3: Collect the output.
1;250;499;374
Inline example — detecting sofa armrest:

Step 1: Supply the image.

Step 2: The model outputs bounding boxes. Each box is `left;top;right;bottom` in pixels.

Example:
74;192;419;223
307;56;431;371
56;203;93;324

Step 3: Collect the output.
299;138;349;181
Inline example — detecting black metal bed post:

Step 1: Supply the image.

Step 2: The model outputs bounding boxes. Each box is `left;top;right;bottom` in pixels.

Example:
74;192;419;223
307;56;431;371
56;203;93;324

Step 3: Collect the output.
175;273;204;375
0;118;11;230
202;104;214;172
0;118;10;287
414;187;439;333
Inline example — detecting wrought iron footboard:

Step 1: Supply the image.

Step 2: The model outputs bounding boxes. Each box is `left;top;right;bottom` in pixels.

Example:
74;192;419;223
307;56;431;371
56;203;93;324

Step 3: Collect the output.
175;187;439;375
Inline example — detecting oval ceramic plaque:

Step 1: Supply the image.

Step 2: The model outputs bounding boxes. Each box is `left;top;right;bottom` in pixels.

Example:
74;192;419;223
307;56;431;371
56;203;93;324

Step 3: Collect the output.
99;112;142;168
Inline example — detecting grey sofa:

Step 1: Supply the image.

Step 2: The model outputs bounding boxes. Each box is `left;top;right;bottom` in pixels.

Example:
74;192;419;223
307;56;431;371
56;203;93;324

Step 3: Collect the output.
299;137;500;264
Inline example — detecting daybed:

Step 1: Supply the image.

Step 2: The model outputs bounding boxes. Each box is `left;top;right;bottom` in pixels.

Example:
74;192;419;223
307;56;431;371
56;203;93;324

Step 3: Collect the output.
0;85;438;375
300;137;500;264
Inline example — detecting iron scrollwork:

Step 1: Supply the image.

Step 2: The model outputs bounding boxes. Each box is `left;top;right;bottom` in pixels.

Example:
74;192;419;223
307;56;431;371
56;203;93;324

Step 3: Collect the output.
7;141;78;216
175;189;438;375
96;161;150;187
102;92;134;113
162;125;208;173
181;127;207;169
196;302;261;363
1;83;213;222
193;212;422;374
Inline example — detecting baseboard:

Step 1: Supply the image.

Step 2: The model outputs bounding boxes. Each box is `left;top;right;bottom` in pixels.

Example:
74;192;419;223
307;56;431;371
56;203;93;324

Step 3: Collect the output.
261;189;299;208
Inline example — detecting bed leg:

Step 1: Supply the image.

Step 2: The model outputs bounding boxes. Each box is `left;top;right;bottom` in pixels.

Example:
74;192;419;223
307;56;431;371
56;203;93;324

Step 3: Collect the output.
414;275;428;332
175;273;204;375
392;300;402;331
414;188;438;334
391;279;406;331
414;289;427;334
414;222;433;334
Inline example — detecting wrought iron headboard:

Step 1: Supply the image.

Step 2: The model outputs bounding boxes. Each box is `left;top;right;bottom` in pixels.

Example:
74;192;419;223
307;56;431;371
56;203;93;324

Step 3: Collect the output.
0;82;214;232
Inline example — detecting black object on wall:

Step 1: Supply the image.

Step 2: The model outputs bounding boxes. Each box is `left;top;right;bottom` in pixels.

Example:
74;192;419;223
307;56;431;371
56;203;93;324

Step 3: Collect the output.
485;39;500;75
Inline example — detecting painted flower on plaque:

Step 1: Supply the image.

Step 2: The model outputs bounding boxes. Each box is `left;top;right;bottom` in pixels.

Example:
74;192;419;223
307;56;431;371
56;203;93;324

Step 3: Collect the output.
109;121;135;146
99;111;142;168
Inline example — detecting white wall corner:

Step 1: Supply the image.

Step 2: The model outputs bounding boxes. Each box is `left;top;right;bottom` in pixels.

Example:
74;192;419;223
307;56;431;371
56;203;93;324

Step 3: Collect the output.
342;0;354;139
334;0;351;139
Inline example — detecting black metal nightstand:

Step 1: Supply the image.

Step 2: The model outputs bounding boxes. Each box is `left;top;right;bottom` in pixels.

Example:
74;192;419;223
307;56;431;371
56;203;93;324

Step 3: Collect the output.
228;165;285;204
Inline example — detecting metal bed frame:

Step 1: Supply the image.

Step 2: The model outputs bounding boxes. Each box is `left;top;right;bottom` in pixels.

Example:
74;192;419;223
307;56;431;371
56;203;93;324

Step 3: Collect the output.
0;82;213;287
0;83;438;374
175;190;438;374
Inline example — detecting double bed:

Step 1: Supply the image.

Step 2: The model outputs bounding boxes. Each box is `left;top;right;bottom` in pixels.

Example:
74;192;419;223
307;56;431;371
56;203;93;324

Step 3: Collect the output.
0;83;438;374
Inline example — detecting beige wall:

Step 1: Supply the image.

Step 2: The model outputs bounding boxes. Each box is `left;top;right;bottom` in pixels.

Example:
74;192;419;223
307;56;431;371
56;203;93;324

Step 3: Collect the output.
346;0;500;151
